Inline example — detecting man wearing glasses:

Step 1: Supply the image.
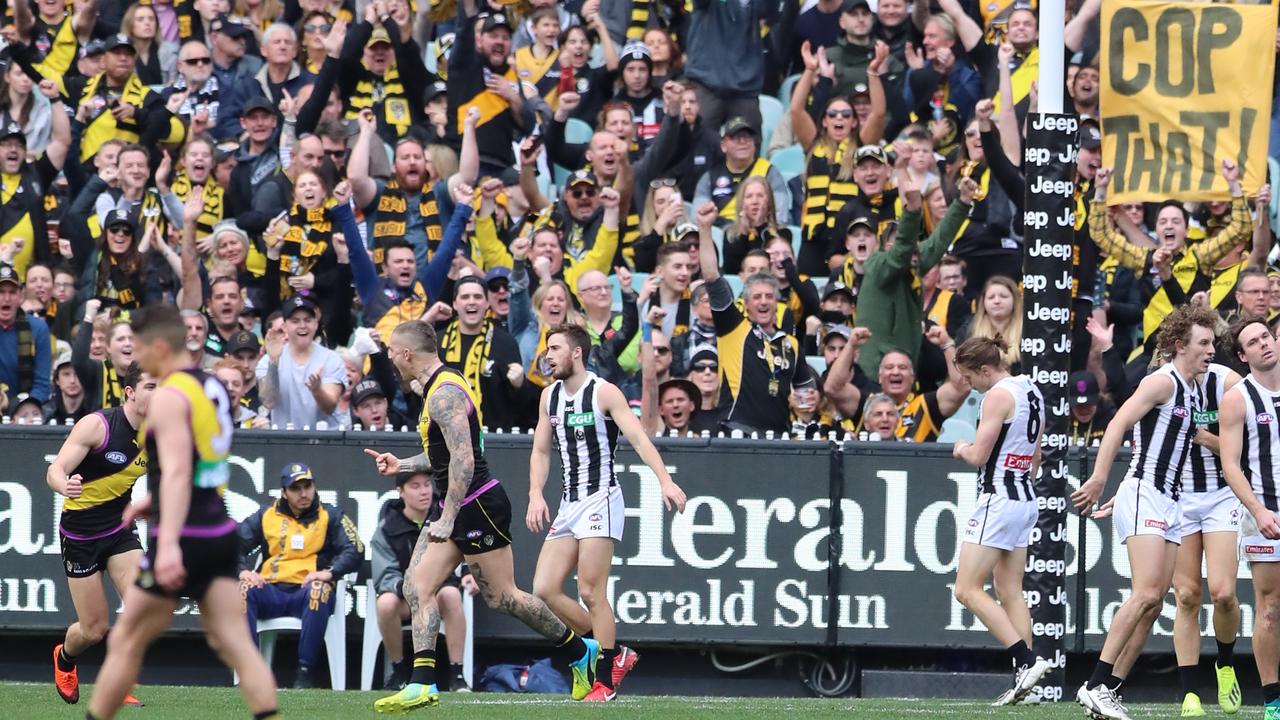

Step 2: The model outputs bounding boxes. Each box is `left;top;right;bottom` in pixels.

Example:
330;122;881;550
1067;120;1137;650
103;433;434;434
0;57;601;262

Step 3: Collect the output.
164;40;222;132
575;269;639;389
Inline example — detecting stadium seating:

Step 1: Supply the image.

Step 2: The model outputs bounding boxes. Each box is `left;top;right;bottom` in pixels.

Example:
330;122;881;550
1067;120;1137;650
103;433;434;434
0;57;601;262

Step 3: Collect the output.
778;73;802;107
359;578;475;692
758;95;785;150
236;577;350;690
565;118;594;145
770;145;805;182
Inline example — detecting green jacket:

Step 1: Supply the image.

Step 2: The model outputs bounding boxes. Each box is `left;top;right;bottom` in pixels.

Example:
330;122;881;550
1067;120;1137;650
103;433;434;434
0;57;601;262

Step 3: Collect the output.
826;37;906;102
855;201;969;377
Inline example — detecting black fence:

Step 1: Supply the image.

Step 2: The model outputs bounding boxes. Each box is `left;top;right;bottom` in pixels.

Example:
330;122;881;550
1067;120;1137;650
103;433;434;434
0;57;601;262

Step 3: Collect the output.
0;427;1250;654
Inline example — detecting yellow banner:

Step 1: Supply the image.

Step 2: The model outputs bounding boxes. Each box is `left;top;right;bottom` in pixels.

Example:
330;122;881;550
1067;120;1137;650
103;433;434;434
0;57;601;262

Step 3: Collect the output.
1100;0;1276;205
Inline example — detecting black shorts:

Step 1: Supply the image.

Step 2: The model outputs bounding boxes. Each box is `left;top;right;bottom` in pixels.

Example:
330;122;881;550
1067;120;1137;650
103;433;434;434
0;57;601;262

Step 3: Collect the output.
136;531;239;600
60;526;142;579
428;483;513;556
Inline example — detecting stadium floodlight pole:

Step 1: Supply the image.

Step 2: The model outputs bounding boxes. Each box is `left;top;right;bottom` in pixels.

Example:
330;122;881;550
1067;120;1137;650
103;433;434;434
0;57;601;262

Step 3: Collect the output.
1038;0;1066;114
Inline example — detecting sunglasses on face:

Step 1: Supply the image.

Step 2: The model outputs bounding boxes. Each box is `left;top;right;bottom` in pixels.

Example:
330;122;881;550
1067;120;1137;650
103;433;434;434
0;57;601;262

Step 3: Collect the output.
304;23;332;33
107;225;132;235
692;362;718;373
653;346;671;355
569;188;597;199
324;148;347;159
826;109;854;119
487;280;509;292
650;178;677;189
183;56;212;66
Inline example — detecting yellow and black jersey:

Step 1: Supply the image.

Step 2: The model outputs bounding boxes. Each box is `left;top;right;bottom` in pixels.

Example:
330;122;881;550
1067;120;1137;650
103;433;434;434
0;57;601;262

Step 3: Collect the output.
857;391;944;442
708;276;800;434
31;13;79;79
68;72;185;163
142;368;234;532
237;497;362;585
60;408;146;538
0;156;59;279
514;45;562;106
707;158;773;222
418;365;492;499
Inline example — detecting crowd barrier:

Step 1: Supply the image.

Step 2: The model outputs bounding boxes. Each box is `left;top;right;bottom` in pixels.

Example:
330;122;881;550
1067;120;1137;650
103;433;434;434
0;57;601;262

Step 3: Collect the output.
0;427;1250;654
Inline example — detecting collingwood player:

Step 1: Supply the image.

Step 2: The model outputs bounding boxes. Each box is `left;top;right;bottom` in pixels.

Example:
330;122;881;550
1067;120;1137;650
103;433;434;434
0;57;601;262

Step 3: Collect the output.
1220;319;1280;720
527;324;688;702
85;306;280;720
365;320;599;713
1072;305;1217;720
1174;360;1243;717
949;336;1050;705
47;363;153;707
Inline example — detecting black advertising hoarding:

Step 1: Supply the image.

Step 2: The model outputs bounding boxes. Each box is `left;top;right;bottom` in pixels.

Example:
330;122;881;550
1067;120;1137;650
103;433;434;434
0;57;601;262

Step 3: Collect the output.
0;428;1255;655
1021;112;1080;699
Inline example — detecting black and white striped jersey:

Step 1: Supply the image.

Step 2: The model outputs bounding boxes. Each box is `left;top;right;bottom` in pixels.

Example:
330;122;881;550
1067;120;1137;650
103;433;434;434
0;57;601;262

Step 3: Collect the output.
1127;363;1203;500
546;373;620;502
1231;375;1280;512
978;375;1043;502
1184;363;1232;493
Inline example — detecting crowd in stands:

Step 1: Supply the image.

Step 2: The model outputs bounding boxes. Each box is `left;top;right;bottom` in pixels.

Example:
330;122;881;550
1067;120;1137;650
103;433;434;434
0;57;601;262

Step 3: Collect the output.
0;0;1275;444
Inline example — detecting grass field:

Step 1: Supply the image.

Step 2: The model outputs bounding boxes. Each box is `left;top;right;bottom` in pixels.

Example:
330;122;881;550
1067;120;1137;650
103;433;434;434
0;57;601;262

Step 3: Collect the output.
0;682;1187;719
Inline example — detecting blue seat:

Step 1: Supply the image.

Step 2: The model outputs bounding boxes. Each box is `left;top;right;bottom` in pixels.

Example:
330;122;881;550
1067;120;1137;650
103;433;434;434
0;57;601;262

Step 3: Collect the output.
758;95;785;151
778;73;802;106
770;145;805;183
610;272;648;311
565;118;594;145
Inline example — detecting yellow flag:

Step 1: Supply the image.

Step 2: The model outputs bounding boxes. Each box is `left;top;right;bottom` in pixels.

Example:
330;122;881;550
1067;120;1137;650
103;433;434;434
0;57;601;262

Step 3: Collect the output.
1100;0;1276;204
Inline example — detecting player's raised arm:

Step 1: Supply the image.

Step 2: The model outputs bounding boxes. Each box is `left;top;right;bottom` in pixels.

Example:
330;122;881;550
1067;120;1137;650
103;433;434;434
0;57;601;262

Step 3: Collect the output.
46;413;107;497
1072;372;1174;515
428;383;476;541
527;386;554;533
597;382;686;513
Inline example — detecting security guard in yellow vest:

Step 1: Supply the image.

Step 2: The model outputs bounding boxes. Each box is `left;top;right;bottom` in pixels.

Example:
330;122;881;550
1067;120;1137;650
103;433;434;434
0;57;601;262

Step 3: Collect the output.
693;117;791;226
237;462;362;688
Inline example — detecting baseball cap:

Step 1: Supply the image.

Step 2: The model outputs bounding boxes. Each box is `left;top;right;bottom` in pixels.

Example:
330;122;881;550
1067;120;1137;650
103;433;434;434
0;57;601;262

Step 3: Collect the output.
80;38;107;59
851;82;870;98
0;121;24;144
844;216;874;235
351;377;386;407
673;222;699;241
842;0;871;12
481;12;513;33
280;462;314;488
104;33;135;53
618;42;652;69
282;294;318;318
688;344;718;368
1069;370;1100;405
821;323;853;345
855;145;889;165
424;80;448;103
0;263;20;288
484;266;511;287
243;95;276;115
720;116;757;138
658;378;702;412
211;14;252;39
368;26;392;46
566;169;598;189
226;329;261;355
822;281;855;302
1079;119;1102;151
103;208;135;232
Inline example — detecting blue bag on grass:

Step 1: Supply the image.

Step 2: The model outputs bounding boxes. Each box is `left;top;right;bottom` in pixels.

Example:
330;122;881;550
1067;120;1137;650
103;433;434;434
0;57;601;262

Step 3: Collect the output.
478;658;570;694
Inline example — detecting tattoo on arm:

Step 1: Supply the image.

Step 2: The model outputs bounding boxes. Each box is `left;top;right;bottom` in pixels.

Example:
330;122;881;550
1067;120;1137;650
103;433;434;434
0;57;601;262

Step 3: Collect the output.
396;453;432;473
430;385;475;521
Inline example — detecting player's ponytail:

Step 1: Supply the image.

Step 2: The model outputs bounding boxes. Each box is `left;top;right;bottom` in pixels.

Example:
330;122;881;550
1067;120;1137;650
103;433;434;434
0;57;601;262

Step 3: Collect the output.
955;335;1010;373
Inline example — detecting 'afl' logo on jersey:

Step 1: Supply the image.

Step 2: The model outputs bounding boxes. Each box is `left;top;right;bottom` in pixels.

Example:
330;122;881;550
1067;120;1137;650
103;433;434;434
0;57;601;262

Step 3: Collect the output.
105;451;128;464
1260;413;1276;425
1171;406;1190;418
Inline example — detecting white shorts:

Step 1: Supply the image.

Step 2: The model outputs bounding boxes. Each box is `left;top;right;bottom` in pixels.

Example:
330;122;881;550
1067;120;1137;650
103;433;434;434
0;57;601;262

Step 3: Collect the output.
1180;485;1241;537
1239;501;1280;563
962;493;1038;551
547;485;624;542
1112;477;1182;545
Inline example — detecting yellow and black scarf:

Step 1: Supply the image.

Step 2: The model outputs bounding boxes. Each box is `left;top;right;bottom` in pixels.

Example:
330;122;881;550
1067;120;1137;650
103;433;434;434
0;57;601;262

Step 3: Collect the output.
346;63;412;139
278;201;335;298
370;180;442;264
77;72;152;161
440;318;494;401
